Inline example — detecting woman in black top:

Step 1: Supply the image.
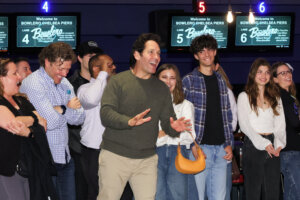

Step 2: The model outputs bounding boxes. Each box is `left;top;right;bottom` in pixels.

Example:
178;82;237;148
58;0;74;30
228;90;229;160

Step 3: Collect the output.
0;58;57;200
272;62;300;200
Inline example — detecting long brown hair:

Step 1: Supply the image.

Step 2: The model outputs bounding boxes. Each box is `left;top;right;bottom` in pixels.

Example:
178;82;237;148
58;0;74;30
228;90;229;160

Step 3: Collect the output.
0;58;12;96
245;58;280;115
216;65;233;90
272;61;299;106
155;64;184;105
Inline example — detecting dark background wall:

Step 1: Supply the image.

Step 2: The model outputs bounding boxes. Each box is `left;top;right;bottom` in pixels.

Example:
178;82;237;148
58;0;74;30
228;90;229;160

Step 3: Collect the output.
0;0;299;92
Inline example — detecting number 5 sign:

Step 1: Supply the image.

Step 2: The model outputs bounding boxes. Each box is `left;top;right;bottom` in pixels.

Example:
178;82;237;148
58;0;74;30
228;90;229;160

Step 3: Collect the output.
198;1;206;14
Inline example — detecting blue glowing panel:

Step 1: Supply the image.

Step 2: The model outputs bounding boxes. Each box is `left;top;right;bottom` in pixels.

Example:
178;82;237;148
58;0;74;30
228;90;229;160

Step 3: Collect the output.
17;15;77;49
0;16;9;51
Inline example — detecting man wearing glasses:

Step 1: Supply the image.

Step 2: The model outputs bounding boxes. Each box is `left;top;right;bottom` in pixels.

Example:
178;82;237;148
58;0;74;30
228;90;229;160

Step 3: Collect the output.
20;42;85;200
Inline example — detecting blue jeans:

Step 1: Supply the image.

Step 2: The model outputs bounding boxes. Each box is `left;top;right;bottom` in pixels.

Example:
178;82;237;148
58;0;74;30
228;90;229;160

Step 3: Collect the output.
187;172;198;200
280;151;300;200
155;145;188;200
225;162;232;200
52;158;76;200
189;144;227;200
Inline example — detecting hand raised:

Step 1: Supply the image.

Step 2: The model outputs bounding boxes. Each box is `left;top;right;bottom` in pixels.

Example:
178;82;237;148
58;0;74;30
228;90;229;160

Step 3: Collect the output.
170;117;191;132
128;108;151;127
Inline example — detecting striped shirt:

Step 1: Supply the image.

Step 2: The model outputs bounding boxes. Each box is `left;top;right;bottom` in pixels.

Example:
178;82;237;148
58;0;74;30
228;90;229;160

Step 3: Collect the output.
20;67;85;164
182;67;233;147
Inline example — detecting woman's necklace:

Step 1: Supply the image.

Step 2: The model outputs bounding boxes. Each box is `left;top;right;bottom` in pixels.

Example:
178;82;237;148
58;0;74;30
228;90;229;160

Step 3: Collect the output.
258;96;267;107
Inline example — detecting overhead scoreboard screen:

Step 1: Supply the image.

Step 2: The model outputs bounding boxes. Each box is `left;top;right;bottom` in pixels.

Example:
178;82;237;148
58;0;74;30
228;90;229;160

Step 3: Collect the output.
0;16;9;51
235;15;293;49
170;15;228;49
16;15;78;49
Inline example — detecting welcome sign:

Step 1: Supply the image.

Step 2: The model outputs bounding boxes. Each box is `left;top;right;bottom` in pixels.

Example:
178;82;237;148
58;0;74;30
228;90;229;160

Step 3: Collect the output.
235;15;292;48
170;15;228;49
16;15;78;49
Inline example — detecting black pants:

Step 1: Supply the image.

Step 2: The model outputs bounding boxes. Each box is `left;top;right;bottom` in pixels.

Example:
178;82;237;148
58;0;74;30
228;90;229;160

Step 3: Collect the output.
81;145;133;200
70;148;88;200
243;135;280;200
81;144;100;200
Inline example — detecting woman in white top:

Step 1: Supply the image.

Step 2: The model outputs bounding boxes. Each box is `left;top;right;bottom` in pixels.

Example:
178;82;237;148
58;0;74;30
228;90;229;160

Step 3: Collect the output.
155;64;196;200
237;58;286;200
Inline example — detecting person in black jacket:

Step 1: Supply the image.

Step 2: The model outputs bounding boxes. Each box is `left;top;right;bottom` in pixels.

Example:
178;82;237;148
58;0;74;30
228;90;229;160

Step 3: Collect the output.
272;62;300;200
0;58;57;200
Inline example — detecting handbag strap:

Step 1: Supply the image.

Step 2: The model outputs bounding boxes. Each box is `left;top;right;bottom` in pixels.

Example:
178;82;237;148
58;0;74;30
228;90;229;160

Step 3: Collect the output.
178;131;200;149
189;131;200;149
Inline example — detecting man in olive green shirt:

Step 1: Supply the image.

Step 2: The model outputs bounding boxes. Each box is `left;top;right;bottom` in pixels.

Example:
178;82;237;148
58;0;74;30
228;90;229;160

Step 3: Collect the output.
97;33;191;200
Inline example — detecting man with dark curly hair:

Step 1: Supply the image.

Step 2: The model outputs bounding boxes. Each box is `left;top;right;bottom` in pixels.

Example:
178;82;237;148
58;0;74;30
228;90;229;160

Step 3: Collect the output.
182;34;233;200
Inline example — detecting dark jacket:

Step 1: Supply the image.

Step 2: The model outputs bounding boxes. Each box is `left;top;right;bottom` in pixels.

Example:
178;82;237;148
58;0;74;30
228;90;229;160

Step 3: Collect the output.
280;89;300;151
0;95;58;200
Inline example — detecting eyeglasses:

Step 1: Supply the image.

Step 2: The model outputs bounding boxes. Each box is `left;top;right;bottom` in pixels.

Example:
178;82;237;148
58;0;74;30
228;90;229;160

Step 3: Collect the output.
277;70;292;77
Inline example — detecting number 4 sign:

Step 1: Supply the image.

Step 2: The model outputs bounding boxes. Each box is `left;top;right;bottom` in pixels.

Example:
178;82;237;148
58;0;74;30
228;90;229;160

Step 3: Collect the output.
41;1;49;13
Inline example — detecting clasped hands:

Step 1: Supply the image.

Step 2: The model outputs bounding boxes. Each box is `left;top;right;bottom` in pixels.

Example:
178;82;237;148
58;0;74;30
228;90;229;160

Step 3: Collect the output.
265;144;282;157
5;114;47;137
4;119;30;137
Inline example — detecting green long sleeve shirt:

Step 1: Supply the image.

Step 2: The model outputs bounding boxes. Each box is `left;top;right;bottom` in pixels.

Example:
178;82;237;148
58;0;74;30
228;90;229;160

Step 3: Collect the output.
100;70;179;158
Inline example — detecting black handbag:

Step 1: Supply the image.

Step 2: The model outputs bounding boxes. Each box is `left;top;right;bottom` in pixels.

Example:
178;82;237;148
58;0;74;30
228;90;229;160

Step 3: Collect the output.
16;159;28;177
16;142;29;178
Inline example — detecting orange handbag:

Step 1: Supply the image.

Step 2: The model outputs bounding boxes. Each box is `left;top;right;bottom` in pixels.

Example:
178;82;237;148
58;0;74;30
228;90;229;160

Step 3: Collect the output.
175;133;206;174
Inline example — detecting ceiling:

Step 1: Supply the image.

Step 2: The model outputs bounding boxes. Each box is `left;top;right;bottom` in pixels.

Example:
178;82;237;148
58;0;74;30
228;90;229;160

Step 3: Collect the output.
1;0;300;5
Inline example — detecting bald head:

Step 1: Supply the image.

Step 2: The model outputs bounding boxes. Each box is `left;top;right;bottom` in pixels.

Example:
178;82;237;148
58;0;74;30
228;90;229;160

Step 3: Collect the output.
89;54;116;78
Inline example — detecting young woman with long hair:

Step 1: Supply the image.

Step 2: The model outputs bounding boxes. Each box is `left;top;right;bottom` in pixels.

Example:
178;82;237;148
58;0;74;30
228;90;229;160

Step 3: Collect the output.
237;58;286;200
155;63;196;200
